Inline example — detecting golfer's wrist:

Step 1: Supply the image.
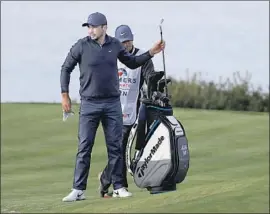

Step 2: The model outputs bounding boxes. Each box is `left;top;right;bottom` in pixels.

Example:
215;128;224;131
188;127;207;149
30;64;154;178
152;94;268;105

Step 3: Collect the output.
61;92;69;99
149;49;155;57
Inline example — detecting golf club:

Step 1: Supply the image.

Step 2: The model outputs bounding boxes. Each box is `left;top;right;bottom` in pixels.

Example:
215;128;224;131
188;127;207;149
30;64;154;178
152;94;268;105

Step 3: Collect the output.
159;18;168;97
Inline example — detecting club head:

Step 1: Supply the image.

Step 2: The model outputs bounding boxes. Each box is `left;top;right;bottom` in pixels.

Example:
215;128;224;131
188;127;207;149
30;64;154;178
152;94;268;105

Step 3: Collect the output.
159;19;164;31
158;78;171;93
147;71;165;98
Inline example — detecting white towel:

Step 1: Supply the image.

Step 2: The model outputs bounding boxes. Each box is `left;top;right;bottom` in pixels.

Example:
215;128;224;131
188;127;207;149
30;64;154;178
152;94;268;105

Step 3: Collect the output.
62;110;75;122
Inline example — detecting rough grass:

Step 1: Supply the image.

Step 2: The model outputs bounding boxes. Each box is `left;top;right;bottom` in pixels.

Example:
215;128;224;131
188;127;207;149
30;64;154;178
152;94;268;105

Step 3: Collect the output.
1;103;269;213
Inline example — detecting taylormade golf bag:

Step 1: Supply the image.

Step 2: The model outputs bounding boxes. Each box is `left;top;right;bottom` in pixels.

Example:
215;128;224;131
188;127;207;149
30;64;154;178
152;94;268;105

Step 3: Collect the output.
126;71;190;194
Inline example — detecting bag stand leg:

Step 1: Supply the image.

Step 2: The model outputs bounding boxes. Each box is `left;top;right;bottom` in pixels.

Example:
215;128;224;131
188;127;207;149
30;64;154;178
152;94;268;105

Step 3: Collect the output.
147;182;177;194
147;176;177;194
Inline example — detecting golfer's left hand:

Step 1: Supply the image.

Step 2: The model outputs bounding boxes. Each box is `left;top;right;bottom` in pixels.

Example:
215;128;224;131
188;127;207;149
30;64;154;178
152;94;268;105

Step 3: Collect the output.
149;40;166;56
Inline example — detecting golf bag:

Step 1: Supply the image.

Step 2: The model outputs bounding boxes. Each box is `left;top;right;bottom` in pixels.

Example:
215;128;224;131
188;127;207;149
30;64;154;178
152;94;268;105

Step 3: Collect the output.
126;71;190;194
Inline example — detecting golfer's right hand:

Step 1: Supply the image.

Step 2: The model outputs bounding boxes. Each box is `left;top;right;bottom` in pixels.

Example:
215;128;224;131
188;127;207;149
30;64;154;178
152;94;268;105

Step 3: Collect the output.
149;40;166;56
61;93;71;112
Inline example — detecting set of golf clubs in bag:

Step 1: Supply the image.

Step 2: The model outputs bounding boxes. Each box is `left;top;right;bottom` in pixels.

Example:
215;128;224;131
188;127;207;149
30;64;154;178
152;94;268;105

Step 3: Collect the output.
125;19;190;194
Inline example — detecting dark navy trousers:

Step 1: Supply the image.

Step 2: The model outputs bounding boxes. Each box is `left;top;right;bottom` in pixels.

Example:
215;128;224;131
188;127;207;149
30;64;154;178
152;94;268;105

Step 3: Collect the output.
100;125;132;190
72;97;124;190
99;103;146;190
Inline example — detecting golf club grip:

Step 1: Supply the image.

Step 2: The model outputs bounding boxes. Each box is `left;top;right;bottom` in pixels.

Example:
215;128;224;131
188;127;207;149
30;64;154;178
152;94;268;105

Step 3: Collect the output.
159;25;168;96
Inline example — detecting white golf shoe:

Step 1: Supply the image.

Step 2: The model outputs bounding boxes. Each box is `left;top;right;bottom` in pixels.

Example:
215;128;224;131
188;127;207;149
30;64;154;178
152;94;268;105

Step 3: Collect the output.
62;189;86;202
113;187;132;198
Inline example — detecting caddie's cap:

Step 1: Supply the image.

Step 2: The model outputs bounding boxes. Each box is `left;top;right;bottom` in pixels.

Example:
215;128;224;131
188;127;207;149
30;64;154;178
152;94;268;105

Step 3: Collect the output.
115;25;134;42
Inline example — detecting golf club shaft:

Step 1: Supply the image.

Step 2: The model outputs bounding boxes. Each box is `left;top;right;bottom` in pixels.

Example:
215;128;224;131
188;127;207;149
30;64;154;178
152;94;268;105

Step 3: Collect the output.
159;19;168;97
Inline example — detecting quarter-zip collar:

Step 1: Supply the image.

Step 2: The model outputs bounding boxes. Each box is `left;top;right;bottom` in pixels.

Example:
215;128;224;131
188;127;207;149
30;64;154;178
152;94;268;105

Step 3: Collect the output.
88;34;112;47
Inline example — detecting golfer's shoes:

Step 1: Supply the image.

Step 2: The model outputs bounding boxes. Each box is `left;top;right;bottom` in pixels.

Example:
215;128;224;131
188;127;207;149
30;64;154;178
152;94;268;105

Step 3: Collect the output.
62;189;86;202
113;187;132;198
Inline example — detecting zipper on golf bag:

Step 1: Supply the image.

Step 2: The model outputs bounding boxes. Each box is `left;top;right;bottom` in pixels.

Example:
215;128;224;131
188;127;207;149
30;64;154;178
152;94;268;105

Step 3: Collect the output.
159;116;179;186
159;116;189;185
174;119;189;183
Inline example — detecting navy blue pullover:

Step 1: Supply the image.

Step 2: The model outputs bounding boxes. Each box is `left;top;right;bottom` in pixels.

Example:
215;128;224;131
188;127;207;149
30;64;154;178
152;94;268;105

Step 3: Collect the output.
60;35;153;99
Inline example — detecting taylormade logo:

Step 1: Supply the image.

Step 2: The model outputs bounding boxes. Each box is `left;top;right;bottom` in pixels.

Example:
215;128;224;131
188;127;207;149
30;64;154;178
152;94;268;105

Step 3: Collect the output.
137;136;164;178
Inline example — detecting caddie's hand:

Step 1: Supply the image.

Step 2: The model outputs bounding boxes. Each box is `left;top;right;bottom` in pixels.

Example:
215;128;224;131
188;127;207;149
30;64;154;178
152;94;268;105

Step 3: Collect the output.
61;93;71;112
149;40;166;56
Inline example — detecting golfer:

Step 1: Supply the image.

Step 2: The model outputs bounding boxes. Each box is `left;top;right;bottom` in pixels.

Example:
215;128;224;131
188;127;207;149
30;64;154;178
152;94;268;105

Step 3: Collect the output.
61;12;165;202
98;25;155;197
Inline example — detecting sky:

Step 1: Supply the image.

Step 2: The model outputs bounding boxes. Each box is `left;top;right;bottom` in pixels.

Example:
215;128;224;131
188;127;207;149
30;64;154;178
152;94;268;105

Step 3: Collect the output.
1;1;269;102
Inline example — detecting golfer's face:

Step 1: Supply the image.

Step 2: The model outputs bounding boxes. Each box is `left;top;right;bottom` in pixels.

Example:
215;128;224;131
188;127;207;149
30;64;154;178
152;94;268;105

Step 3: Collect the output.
88;25;104;40
122;40;133;52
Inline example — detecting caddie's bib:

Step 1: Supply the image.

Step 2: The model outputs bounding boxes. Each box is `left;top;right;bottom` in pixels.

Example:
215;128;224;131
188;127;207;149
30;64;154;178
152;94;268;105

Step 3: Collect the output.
118;49;145;125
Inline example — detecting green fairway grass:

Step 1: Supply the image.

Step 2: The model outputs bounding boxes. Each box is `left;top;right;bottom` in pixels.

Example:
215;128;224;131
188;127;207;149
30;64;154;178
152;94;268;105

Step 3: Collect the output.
1;103;269;213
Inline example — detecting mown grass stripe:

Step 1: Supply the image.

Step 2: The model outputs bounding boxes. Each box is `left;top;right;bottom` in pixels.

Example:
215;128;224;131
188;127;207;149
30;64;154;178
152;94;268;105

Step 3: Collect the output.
1;104;268;213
